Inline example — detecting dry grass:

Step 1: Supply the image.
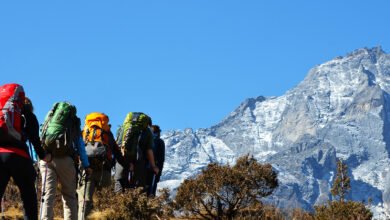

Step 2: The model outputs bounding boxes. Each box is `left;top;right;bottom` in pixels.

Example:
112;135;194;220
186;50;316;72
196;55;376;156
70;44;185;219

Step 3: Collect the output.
1;177;65;220
0;164;372;220
1;207;24;220
92;186;174;219
87;209;114;220
1;179;23;220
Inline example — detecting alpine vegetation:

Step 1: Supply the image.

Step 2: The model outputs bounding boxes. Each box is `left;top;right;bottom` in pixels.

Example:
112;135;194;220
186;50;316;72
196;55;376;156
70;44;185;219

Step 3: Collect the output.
175;155;278;219
160;47;390;219
314;159;372;220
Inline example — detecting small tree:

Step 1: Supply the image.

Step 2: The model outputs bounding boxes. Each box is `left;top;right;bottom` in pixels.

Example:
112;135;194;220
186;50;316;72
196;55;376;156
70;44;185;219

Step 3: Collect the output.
314;200;372;220
175;155;278;219
314;158;372;220
331;159;350;202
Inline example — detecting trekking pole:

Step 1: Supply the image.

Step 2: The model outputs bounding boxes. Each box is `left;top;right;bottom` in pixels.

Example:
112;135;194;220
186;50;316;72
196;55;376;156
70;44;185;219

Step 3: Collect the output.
39;163;48;220
28;141;39;195
81;172;88;220
28;141;33;160
149;174;156;196
128;169;135;188
34;166;38;195
1;195;5;220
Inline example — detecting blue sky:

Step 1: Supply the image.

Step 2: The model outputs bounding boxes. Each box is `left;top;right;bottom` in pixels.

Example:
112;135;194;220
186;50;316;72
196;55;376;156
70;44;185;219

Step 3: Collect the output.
1;1;389;131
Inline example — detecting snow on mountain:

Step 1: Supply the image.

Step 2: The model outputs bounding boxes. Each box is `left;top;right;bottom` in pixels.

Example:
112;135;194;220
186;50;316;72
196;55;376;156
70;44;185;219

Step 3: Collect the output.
159;47;390;219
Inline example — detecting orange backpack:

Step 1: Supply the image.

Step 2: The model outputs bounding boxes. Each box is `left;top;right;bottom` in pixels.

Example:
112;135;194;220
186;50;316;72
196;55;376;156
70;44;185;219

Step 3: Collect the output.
82;112;110;145
83;112;113;169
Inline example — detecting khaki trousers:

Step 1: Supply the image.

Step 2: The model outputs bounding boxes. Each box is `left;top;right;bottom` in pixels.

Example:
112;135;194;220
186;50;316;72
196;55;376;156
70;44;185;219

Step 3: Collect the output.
39;157;77;220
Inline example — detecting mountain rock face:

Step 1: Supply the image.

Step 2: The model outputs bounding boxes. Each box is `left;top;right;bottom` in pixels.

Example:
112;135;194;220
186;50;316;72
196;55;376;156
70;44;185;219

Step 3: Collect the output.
159;47;390;218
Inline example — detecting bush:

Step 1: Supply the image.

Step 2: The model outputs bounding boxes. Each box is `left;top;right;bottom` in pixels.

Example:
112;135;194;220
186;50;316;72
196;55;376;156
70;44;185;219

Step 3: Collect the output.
1;180;23;219
314;201;372;220
1;179;22;210
1;171;173;220
175;155;278;219
92;186;174;219
288;208;314;220
0;175;65;219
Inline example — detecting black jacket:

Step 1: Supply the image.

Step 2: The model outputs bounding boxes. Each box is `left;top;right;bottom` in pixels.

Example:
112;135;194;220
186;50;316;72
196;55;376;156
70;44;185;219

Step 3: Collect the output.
107;131;127;168
153;136;165;173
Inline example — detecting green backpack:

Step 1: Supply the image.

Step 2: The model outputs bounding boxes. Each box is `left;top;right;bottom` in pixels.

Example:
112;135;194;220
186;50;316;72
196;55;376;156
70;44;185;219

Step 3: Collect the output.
40;102;79;157
118;112;151;162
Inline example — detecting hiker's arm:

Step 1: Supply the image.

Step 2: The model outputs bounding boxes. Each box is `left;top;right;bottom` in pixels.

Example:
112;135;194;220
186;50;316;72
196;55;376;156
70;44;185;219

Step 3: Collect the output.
24;111;46;160
77;136;90;168
147;149;159;174
145;130;159;174
108;132;127;168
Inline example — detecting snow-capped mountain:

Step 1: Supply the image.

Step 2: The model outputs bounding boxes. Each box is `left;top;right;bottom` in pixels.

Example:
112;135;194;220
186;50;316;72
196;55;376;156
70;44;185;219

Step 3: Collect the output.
159;47;390;219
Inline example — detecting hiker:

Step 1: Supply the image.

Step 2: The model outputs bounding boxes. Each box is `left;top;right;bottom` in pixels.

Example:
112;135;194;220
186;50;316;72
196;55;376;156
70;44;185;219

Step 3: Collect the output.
77;113;128;220
114;112;159;193
0;84;51;220
149;125;165;196
39;102;91;220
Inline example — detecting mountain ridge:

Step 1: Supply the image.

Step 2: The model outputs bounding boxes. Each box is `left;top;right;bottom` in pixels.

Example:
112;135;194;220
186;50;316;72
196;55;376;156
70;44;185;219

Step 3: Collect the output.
159;46;390;219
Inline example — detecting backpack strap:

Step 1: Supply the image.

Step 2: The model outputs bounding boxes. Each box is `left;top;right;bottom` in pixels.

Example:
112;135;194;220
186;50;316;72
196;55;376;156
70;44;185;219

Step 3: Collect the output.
64;126;68;147
56;139;61;149
136;130;143;161
100;128;105;144
84;128;90;143
91;126;97;144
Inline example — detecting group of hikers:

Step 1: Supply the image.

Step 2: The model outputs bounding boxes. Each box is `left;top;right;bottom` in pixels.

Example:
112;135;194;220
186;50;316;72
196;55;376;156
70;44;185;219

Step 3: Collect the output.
0;83;166;220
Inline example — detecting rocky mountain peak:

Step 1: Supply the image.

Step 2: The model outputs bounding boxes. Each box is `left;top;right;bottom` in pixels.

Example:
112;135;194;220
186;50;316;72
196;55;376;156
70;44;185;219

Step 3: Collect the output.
160;47;390;218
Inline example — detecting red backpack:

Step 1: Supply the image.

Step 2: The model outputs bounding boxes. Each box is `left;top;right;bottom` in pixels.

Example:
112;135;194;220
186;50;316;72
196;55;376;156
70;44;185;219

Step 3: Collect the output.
0;83;25;141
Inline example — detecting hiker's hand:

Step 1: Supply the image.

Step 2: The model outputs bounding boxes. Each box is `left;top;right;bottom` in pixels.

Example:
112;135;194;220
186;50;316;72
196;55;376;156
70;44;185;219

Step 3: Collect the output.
152;166;159;175
129;163;134;172
43;153;52;163
85;167;93;176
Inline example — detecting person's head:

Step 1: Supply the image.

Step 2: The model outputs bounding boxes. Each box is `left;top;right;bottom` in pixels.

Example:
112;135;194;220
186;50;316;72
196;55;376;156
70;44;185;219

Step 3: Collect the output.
151;125;161;137
24;97;34;112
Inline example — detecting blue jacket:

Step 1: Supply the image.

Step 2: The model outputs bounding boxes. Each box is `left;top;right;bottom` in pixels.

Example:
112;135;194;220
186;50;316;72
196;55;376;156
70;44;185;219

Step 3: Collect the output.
75;136;90;168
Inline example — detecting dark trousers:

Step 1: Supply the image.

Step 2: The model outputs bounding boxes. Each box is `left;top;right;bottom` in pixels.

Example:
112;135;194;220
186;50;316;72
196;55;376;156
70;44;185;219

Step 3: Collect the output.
114;161;148;193
150;174;161;196
0;153;37;220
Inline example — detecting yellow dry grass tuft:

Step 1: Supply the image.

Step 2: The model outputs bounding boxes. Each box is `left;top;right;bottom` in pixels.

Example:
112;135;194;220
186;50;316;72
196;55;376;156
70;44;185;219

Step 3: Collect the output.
87;209;114;220
1;206;24;220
